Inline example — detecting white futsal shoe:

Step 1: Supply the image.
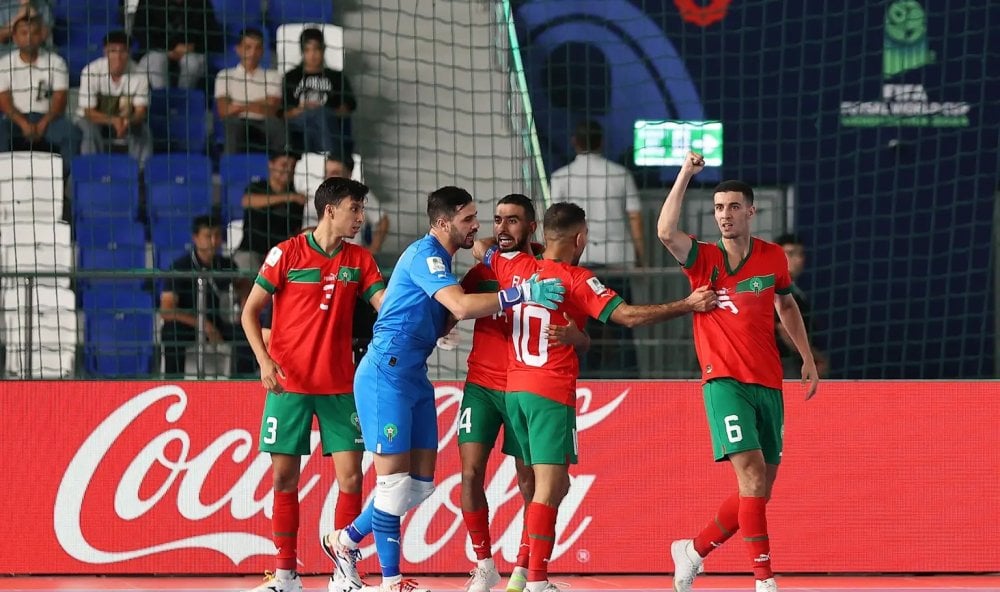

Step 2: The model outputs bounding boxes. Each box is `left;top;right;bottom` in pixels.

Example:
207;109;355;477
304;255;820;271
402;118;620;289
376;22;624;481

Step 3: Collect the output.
670;539;704;592
244;571;303;592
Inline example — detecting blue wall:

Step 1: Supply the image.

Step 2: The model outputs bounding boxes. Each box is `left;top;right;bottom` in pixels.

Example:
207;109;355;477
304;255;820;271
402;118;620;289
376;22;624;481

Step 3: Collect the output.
514;0;998;378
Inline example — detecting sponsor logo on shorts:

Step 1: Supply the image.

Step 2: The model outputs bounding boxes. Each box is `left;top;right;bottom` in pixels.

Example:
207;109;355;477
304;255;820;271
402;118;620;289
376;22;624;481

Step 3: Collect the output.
350;412;360;431
383;423;398;442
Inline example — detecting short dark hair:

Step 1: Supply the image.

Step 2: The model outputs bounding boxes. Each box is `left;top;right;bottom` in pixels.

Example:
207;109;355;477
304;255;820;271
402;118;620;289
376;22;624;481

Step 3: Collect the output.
713;180;755;205
103;30;129;47
12;13;43;31
268;149;299;162
239;27;264;43
427;186;473;224
299;28;325;50
192;214;220;234
543;202;586;237
574;120;603;152
774;233;803;247
496;193;536;223
315;177;368;219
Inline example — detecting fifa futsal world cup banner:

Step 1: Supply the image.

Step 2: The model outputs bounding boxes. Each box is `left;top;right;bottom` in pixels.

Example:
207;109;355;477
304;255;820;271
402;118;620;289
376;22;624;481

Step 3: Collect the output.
2;381;997;574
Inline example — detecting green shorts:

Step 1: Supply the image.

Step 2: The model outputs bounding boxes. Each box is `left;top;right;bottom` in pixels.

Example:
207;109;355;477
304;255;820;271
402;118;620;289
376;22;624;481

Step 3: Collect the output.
703;378;784;465
259;391;364;455
505;390;577;466
457;382;522;459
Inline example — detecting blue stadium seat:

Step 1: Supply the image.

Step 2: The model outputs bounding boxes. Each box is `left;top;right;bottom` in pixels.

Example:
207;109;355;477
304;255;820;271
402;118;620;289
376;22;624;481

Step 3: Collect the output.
155;246;189;272
219;153;269;220
210;0;265;29
73;182;140;225
74;220;146;250
51;0;120;24
77;243;146;272
145;154;213;186
148;89;208;154
71;154;140;184
268;0;334;26
147;185;214;224
82;289;155;377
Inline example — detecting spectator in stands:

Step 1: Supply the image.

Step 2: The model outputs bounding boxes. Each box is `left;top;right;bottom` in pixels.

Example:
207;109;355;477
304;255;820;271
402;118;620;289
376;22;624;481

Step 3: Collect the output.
550;119;643;378
77;31;152;167
160;214;255;378
0;0;51;52
232;151;305;272
325;153;388;254
774;233;828;378
130;0;224;90
214;27;284;155
282;27;355;155
0;14;78;173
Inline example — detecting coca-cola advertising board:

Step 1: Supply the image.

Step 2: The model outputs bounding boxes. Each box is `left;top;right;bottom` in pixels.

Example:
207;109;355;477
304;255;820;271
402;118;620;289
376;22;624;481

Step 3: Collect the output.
3;381;997;574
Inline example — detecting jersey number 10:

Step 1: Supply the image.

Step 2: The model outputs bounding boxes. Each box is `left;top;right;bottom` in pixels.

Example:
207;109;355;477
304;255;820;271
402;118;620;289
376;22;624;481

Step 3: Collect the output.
511;304;550;367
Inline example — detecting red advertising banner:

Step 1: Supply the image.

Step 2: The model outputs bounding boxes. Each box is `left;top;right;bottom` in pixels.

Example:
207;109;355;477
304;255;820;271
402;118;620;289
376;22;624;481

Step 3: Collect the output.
2;381;997;575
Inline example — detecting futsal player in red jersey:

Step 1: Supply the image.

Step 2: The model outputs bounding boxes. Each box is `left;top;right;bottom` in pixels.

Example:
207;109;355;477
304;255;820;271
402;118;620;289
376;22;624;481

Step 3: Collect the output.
458;194;589;592
656;152;819;592
479;201;717;592
240;177;386;592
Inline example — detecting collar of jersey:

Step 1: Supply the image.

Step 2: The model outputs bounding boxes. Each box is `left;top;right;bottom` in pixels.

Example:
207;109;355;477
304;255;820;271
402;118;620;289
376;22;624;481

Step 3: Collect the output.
716;236;754;276
306;232;343;259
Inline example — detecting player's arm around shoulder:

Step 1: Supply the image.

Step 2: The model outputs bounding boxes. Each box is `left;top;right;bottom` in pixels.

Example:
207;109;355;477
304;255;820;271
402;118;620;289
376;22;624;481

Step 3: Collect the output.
657;151;706;265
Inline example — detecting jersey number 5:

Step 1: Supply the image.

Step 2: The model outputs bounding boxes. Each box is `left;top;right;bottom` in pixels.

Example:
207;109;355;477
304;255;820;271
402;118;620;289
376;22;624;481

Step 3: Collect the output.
511;304;550;367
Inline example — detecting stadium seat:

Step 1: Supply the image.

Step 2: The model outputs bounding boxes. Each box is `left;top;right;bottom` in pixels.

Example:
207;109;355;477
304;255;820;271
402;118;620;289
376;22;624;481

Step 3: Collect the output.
145;154;213;186
210;0;265;29
74;219;146;251
219;153;269;220
81;289;155;377
71;156;140;223
148;186;214;227
0;152;63;224
275;23;344;72
2;284;77;379
0;222;73;289
73;182;140;225
148;89;209;154
268;0;334;28
51;0;120;24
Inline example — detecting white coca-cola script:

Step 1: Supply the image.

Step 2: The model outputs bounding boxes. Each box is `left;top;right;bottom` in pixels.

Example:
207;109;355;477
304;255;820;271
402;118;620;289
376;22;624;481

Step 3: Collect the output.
54;384;629;565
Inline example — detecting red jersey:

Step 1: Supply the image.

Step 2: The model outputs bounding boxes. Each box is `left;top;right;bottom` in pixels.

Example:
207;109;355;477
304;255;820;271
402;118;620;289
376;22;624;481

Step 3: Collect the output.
257;233;385;394
490;251;623;406
681;237;792;390
461;263;508;391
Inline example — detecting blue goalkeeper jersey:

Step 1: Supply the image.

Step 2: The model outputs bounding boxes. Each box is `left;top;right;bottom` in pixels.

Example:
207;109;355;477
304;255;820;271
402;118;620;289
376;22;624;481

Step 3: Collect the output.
368;234;458;365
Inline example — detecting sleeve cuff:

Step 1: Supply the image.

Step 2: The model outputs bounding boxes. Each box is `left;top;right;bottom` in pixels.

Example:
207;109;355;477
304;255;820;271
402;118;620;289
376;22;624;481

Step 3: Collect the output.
597;295;625;324
362;281;386;302
255;275;276;294
776;286;793;295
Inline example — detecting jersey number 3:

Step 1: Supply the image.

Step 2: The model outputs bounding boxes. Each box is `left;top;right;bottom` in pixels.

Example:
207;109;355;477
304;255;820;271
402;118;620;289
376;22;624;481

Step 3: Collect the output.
511;305;550;367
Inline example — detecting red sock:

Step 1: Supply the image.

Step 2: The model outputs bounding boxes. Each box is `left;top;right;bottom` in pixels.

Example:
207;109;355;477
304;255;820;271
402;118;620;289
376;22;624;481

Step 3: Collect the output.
738;496;772;580
516;512;530;569
273;490;299;570
335;491;363;530
694;492;741;557
525;502;557;582
463;508;492;560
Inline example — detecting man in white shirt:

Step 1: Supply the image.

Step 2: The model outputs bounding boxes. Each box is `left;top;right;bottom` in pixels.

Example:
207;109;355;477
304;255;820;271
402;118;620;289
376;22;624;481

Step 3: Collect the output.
549;120;643;377
214;27;285;155
77;31;153;167
0;14;78;173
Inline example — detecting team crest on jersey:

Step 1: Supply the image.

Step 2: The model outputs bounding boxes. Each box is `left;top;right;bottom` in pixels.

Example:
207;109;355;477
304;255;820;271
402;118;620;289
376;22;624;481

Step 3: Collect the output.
586;276;608;295
735;274;775;296
426;256;447;275
383;423;399;442
338;266;361;285
264;246;282;267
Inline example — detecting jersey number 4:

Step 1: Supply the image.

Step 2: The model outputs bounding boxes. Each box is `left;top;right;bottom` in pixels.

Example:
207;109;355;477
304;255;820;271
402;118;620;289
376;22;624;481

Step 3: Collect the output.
511;305;550;367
